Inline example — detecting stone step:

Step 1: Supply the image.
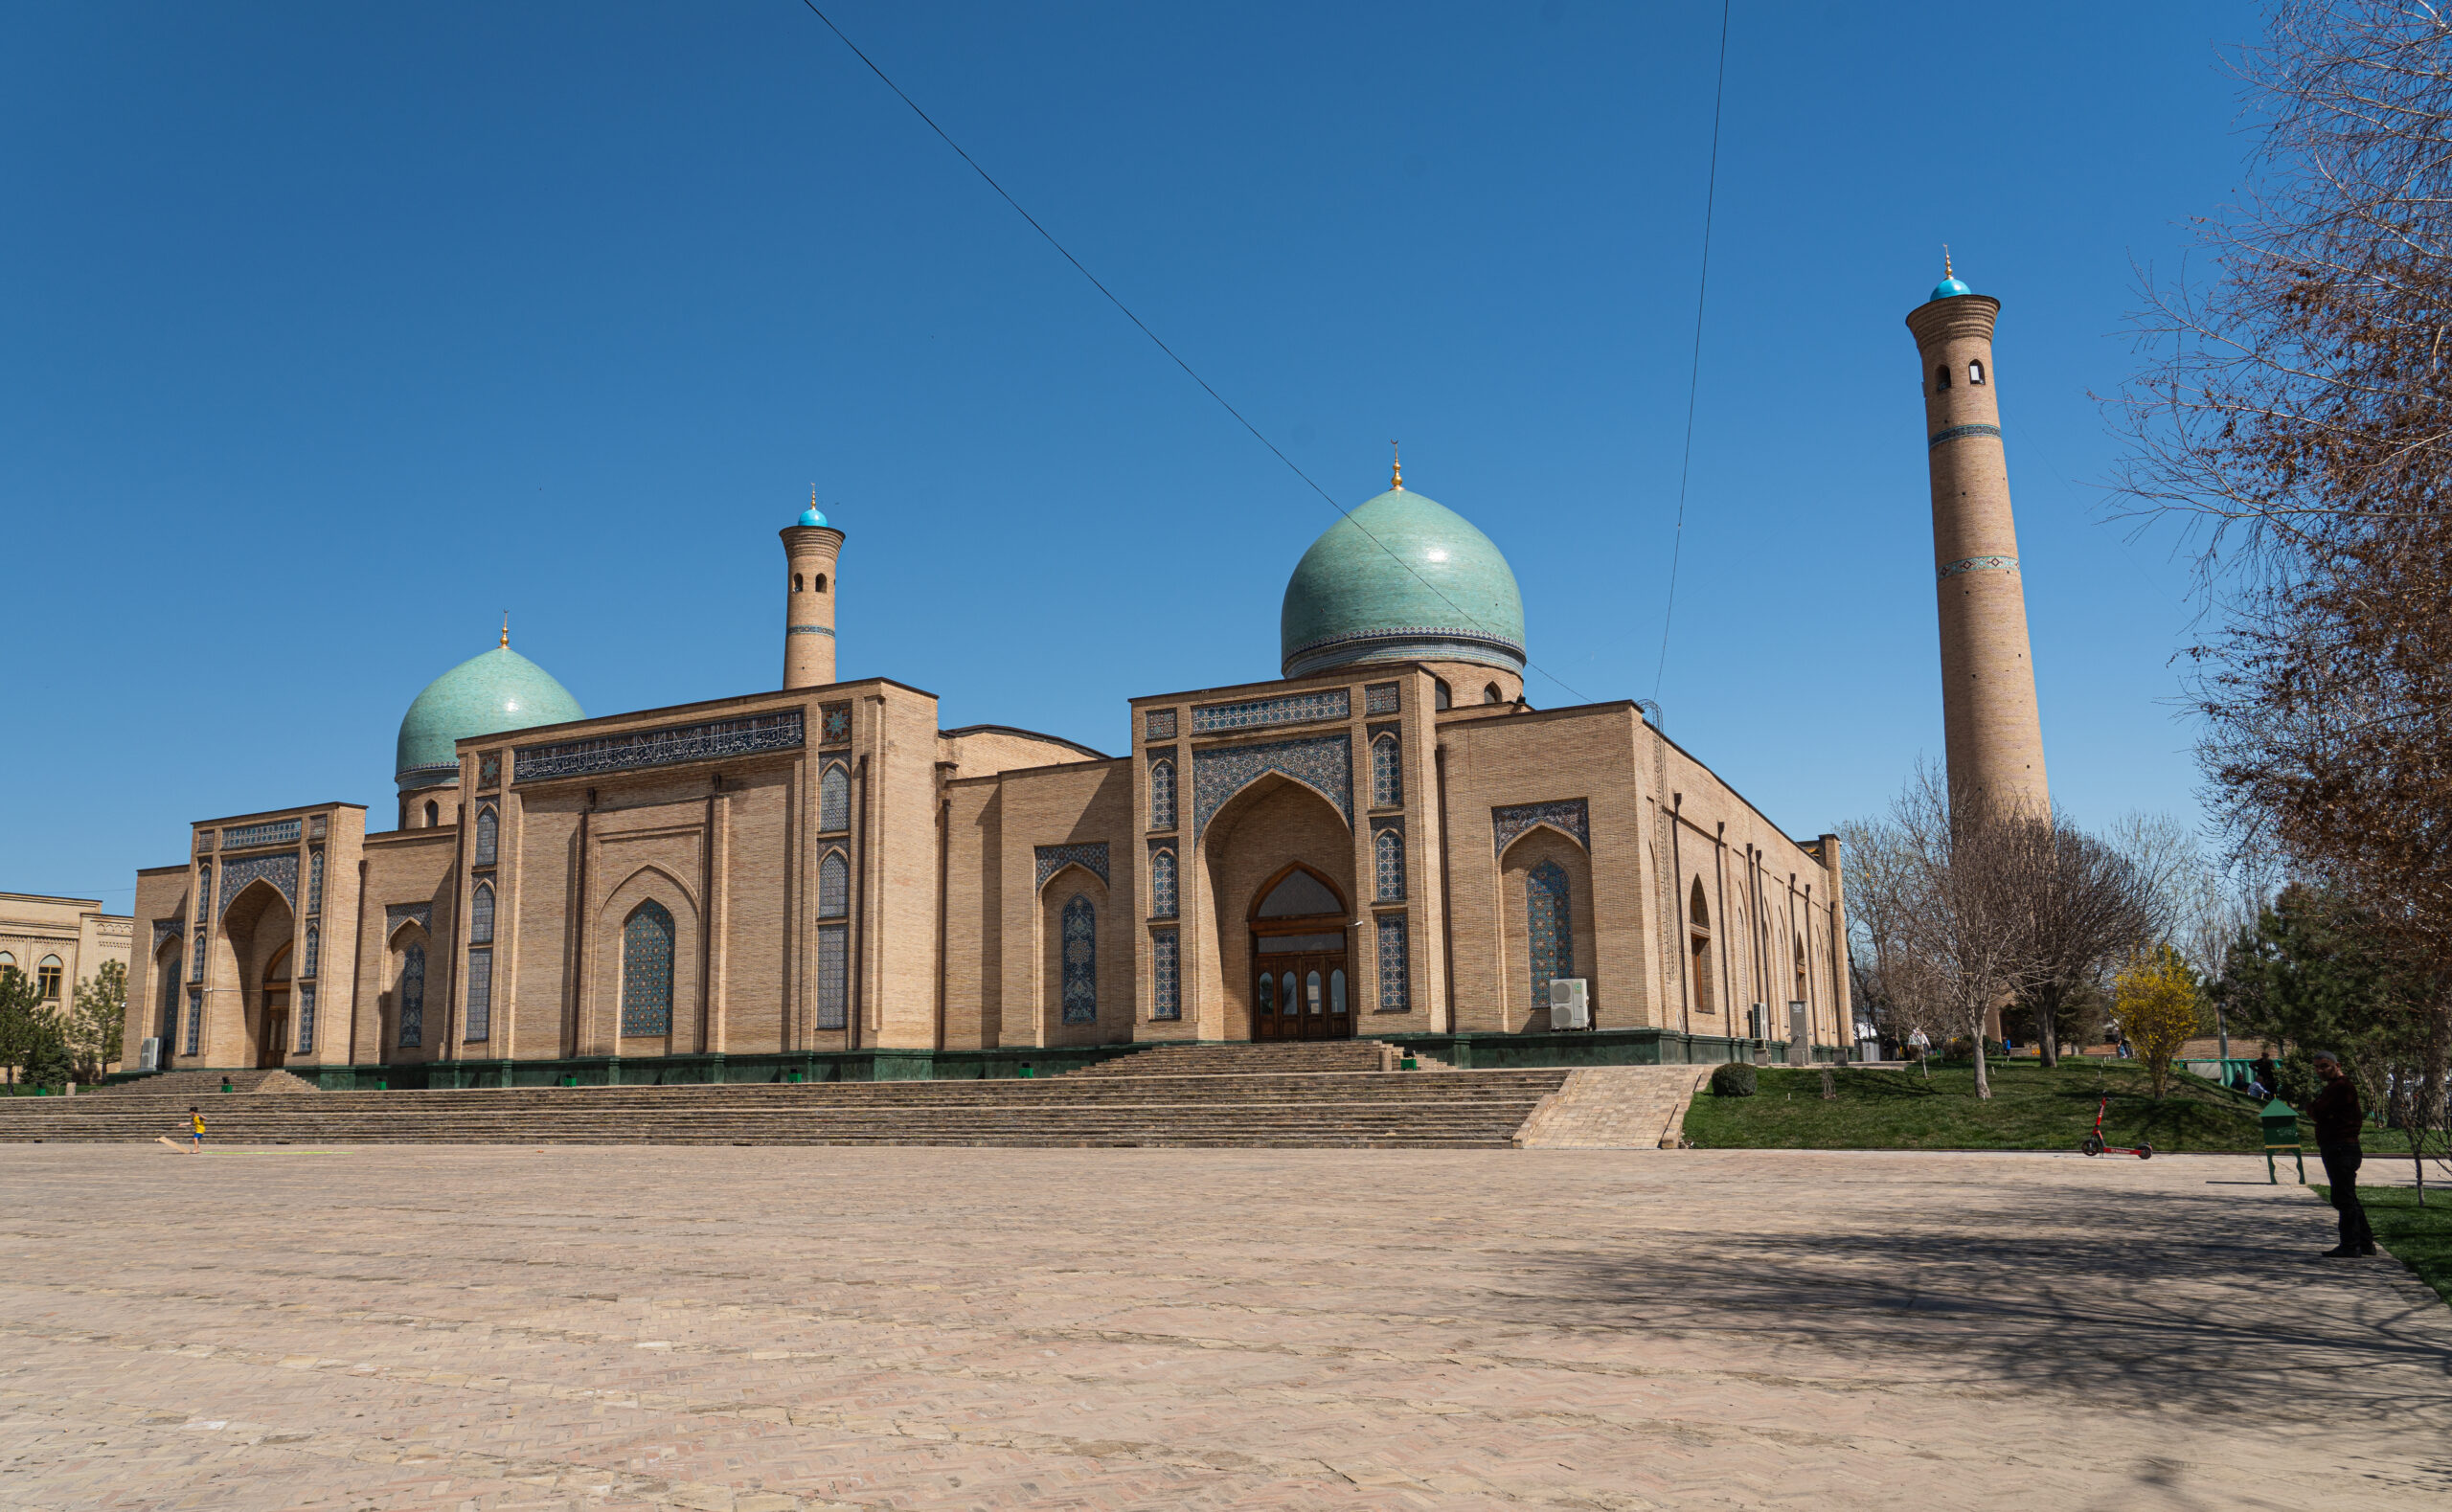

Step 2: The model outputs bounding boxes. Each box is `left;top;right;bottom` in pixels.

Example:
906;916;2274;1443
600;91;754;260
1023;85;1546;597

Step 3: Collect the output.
1062;1041;1453;1076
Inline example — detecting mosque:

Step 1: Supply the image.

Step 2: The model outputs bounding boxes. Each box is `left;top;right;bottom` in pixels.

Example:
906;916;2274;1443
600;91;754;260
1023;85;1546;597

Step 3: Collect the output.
121;461;1855;1086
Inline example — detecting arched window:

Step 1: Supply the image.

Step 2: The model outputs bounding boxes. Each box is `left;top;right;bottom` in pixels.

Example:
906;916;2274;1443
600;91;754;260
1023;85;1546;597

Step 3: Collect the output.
814;573;829;593
160;948;182;1038
1330;968;1348;1015
1151;928;1180;1019
306;847;324;913
1151;848;1177;918
1689;877;1710;930
1968;359;1987;385
1059;894;1097;1024
819;762;851;832
1371;733;1401;808
191;933;204;981
793;572;804;593
818;848;850;918
397;943;425;1048
474;804;498;867
0;951;12;970
35;956;61;1001
194;863;211;920
302;923;321;977
423;800;440;828
1374;828;1404;901
1433;678;1453;711
1484;683;1504;705
1149;757;1175;829
816;922;848;1029
1527;861;1573;1007
622;901;675;1037
1935;364;1951;392
469;882;494;945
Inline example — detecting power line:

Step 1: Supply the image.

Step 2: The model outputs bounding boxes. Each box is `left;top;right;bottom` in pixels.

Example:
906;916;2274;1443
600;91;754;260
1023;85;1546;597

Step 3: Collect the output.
796;2;1589;704
1651;0;1733;703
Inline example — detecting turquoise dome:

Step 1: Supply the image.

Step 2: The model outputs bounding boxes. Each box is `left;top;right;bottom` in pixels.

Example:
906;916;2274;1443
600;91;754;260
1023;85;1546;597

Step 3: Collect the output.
395;644;585;789
1932;273;1972;300
798;505;829;527
1280;487;1526;679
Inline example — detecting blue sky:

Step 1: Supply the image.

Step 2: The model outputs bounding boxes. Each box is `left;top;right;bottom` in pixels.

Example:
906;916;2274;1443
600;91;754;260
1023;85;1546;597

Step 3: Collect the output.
3;1;2251;911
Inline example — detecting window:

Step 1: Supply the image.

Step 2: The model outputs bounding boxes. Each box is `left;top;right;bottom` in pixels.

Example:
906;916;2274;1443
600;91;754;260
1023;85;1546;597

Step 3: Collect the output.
306;847;324;914
398;944;425;1048
1376;915;1409;1012
816;923;849;1029
0;951;11;969
192;933;205;981
794;572;805;593
1371;733;1401;808
302;923;320;978
160;949;181;1037
465;950;492;1042
1691;932;1715;1016
1484;683;1504;705
819;762;851;832
474;804;498;866
1059;894;1097;1024
621;901;674;1037
297;984;315;1055
814;573;829;593
1969;359;1987;385
1527;861;1573;1007
1148;757;1176;829
1434;678;1452;711
1689;877;1709;929
1151;929;1180;1019
818;849;850;918
1330;968;1347;1015
185;987;203;1056
470;883;494;945
1935;364;1951;392
194;863;211;920
1374;828;1404;901
423;800;440;828
36;956;61;1001
1151;848;1177;918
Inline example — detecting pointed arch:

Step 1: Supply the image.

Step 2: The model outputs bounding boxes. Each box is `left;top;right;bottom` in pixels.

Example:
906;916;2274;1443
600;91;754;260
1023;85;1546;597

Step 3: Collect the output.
1689;877;1710;929
397;939;427;1048
1149;756;1176;829
1248;861;1348;923
1526;861;1573;1007
1058;893;1097;1024
819;760;851;832
1374;827;1405;901
302;922;321;977
473;803;499;866
1370;733;1402;808
1150;847;1178;918
469;881;495;944
817;847;850;918
621;900;676;1038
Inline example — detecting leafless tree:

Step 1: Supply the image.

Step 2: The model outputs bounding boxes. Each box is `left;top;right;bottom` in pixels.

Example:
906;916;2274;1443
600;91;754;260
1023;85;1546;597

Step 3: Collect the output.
1883;768;2045;1100
2015;824;2158;1069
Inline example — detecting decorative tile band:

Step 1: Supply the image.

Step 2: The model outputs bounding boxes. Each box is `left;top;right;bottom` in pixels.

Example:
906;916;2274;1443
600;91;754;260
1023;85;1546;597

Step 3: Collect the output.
219;852;299;916
1192;733;1351;838
221;818;301;850
1363;682;1401;715
819;702;851;746
1939;554;2020;579
788;625;835;637
1492;798;1590;855
1143;708;1178;740
516;710;804;782
151;919;182;950
386;902;432;934
1034;842;1111;889
1926;423;2003;449
1192;688;1350;733
1282;631;1525;680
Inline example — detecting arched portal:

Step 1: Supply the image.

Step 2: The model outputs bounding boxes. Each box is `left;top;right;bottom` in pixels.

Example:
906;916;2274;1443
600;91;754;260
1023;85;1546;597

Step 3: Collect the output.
1247;863;1352;1041
259;941;293;1070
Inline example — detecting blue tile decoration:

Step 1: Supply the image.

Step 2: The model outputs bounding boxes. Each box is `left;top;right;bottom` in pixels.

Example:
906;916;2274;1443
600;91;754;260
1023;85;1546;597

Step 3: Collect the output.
515;710;804;782
306;848;324;914
1151;928;1180;1019
620;902;673;1038
309;814;327;839
193;864;213;922
1492;798;1589;855
473;804;499;866
301;924;320;979
1374;826;1405;901
478;753;501;788
221;818;301;850
819;761;851;832
1364;681;1400;715
1143;708;1177;740
820;701;851;746
219;852;299;917
1371;732;1403;808
1147;750;1176;830
1376;915;1409;1012
817;848;850;918
789;624;835;636
184;988;202;1055
1527;861;1573;1006
151;918;181;951
1060;894;1097;1024
386;902;431;935
465;948;493;1042
816;923;849;1029
191;933;204;981
1192;734;1351;838
1192;688;1349;733
1150;846;1178;918
1035;842;1110;889
1927;422;2004;449
297;984;315;1055
397;944;424;1047
1938;554;2019;579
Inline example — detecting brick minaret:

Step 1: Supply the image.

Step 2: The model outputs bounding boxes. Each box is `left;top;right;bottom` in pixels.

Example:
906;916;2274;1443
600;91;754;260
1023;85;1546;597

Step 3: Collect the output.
1905;258;2049;815
781;495;845;689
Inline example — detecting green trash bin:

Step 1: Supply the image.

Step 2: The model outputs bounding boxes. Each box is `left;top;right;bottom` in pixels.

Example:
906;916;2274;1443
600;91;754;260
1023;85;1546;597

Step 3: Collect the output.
2260;1098;2306;1185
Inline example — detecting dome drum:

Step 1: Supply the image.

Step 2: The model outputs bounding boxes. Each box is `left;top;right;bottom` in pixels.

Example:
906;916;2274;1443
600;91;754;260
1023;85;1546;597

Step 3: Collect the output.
1282;625;1526;680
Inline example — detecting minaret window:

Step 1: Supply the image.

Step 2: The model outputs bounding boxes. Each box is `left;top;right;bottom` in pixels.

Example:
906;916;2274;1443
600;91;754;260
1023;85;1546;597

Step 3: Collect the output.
794;573;805;593
1968;359;1987;385
423;801;440;828
1935;364;1951;392
814;573;829;594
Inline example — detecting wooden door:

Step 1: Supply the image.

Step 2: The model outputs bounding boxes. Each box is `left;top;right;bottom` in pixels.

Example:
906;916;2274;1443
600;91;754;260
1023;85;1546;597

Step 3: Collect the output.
1253;952;1352;1040
261;991;289;1069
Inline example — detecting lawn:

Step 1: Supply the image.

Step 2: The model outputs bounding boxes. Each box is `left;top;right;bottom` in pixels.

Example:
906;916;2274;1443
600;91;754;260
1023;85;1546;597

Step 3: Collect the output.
1683;1058;2268;1153
2315;1185;2452;1308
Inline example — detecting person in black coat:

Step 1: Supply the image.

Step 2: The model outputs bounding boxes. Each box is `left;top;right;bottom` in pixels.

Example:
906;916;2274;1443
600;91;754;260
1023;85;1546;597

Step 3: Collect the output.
2252;1053;2281;1099
2309;1050;2376;1258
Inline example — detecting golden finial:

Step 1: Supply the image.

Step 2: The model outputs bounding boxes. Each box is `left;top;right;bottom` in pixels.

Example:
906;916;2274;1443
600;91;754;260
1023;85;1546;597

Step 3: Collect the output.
811;484;819;511
1390;440;1403;491
1942;243;1954;279
499;611;510;650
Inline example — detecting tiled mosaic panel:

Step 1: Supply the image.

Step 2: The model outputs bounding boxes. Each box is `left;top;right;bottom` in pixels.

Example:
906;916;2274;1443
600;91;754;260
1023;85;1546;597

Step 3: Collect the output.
190;934;204;982
465;949;493;1043
1374;827;1405;901
386;903;431;933
1365;681;1401;714
193;865;212;922
816;923;849;1029
1492;798;1590;855
301;925;320;979
1151;928;1180;1018
1377;915;1409;1011
306;849;324;914
221;818;301;850
1143;708;1177;739
184;989;201;1055
478;753;501;787
1150;847;1178;918
820;702;851;746
219;852;298;917
397;945;425;1048
517;710;804;782
818;849;850;918
1527;861;1574;1007
1034;842;1110;888
1147;753;1176;830
1059;895;1097;1024
297;984;315;1055
620;904;673;1038
1192;688;1349;733
1371;733;1403;807
151;918;180;951
1192;734;1351;837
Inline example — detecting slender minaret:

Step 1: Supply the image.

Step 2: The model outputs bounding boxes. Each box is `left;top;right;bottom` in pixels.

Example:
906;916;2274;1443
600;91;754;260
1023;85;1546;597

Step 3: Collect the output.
1905;255;2049;815
781;493;845;689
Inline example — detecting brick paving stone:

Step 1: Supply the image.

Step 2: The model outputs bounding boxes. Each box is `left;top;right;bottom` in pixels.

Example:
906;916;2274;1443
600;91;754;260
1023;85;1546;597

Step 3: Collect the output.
0;1146;2444;1510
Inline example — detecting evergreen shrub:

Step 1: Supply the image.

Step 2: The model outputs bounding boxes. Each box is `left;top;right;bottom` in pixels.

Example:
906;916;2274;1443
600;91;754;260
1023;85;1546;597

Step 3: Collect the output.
1711;1062;1758;1097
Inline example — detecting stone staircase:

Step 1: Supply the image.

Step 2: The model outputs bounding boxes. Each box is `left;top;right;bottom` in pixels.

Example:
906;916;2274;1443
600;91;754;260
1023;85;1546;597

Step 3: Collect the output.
1061;1041;1451;1077
86;1069;318;1096
0;1066;1564;1149
1510;1066;1714;1149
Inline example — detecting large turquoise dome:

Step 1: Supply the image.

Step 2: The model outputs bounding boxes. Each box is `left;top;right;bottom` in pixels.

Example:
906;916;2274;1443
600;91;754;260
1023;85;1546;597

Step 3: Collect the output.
1280;487;1526;679
395;644;584;790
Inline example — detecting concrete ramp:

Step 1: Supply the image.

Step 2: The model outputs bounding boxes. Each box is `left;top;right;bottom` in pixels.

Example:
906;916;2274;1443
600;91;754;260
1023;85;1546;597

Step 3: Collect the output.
1511;1065;1713;1149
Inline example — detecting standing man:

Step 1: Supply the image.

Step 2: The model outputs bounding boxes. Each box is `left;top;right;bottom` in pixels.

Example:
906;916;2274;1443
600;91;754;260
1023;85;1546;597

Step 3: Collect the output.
2309;1051;2375;1258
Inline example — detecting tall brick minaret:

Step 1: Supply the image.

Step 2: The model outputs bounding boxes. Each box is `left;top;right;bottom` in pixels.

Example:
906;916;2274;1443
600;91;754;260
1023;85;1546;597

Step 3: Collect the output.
1905;256;2049;815
781;493;845;689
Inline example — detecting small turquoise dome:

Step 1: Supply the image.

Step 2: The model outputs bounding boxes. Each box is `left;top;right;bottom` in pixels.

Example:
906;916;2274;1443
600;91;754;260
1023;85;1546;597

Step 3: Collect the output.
798;505;829;527
1281;487;1526;679
1932;273;1972;300
395;643;585;790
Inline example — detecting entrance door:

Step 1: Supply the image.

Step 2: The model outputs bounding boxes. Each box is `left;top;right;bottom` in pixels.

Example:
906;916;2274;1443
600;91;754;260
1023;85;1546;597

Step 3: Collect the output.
1252;951;1352;1041
261;991;289;1069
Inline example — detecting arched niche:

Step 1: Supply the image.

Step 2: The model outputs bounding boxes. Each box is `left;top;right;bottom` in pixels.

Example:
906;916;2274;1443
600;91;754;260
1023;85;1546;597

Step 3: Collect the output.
1039;868;1112;1047
1499;826;1596;1031
595;864;701;1055
1197;772;1355;1041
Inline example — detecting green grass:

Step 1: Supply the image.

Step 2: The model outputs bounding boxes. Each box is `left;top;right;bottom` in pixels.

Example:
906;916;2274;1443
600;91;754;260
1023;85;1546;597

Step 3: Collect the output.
1683;1058;2269;1153
2314;1185;2452;1309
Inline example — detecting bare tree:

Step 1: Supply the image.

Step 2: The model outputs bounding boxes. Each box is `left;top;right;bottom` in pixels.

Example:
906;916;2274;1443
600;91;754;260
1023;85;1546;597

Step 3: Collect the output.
2016;823;2157;1069
1840;816;1948;1056
1885;768;2042;1100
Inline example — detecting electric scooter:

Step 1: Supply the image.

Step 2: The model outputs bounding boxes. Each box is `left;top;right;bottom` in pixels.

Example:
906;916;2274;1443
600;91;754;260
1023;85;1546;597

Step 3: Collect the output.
2080;1094;2153;1159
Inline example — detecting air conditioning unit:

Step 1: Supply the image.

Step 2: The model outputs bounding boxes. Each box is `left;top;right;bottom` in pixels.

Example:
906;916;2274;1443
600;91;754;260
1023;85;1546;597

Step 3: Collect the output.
139;1037;163;1072
1548;979;1588;1030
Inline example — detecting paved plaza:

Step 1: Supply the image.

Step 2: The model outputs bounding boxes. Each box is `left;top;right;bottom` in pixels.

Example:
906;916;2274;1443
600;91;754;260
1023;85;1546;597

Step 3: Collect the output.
1;1145;2445;1510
